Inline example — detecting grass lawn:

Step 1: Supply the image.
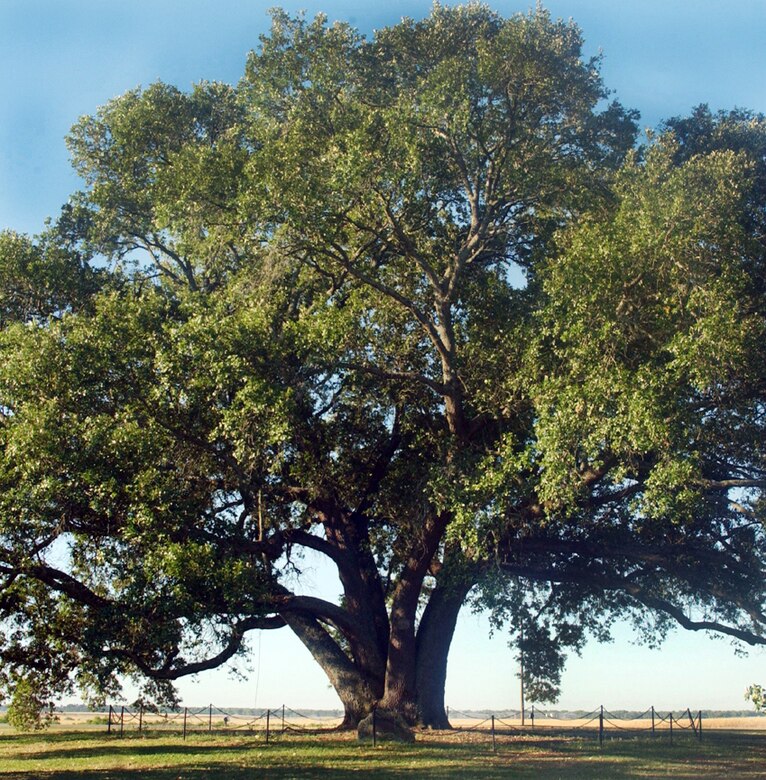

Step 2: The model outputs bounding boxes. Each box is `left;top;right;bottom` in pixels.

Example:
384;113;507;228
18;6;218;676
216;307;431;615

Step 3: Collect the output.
1;728;765;778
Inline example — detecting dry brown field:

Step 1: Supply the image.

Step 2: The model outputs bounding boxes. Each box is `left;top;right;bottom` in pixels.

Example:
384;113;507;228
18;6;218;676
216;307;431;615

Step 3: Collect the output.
451;716;766;731
9;710;764;734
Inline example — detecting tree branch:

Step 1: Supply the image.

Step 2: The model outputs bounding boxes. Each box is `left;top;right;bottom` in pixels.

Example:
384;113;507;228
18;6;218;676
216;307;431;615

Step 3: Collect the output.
114;615;285;680
340;361;446;395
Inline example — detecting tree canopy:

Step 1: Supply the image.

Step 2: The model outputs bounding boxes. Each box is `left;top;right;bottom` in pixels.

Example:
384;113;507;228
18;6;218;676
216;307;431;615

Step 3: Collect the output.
1;5;765;729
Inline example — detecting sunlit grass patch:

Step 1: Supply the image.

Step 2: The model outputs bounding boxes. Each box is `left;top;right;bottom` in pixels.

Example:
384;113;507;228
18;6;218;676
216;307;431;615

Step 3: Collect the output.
1;728;765;779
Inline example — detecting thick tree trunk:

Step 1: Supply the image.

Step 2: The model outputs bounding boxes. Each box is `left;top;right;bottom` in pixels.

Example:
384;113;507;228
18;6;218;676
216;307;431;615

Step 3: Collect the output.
283;500;466;729
331;537;389;675
377;581;420;722
378;512;450;722
283;565;472;729
415;579;474;728
282;612;379;728
318;508;390;676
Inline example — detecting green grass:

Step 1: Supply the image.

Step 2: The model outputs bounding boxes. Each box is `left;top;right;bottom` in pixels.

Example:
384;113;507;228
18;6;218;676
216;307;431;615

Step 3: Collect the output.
1;728;765;779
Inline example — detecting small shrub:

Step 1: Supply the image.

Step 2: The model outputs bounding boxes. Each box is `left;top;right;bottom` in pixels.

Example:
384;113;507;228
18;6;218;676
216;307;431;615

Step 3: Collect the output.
7;680;57;731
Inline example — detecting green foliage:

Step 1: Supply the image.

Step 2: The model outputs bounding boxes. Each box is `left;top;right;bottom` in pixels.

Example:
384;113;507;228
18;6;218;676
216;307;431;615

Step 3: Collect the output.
746;684;766;712
529;136;762;519
6;679;56;731
0;3;765;720
0;229;101;324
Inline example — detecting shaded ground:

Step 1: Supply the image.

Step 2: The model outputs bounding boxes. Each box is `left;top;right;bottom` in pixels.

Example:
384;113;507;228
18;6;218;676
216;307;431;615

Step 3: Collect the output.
1;727;766;778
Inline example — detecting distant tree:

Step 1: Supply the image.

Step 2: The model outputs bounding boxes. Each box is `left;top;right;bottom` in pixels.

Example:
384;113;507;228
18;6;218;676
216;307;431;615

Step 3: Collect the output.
5;679;57;731
1;5;765;730
746;684;766;711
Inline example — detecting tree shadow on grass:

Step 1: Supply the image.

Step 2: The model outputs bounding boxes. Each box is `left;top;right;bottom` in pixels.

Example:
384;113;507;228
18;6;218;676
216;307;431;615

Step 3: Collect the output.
0;765;676;780
10;741;256;762
0;730;98;745
5;730;766;779
0;736;653;780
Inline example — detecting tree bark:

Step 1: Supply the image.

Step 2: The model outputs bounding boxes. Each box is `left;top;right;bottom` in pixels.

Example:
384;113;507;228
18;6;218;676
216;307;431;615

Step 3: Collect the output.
282;612;379;728
378;588;420;722
280;536;475;729
378;512;450;721
415;578;474;728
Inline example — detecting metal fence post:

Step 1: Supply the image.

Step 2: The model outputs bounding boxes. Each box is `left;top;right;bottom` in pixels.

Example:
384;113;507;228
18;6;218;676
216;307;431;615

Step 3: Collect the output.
669;711;673;746
599;706;604;747
101;699;709;748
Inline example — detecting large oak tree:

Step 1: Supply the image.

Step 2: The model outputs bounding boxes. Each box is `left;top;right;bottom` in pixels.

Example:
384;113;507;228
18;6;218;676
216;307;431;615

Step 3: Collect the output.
1;5;765;729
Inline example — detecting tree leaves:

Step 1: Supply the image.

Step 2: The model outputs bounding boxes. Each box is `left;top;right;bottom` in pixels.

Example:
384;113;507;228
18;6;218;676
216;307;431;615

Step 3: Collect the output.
1;5;765;720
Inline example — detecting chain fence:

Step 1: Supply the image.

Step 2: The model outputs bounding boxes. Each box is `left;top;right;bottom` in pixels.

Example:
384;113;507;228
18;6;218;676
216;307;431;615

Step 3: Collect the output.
105;702;704;747
442;704;703;748
106;703;334;742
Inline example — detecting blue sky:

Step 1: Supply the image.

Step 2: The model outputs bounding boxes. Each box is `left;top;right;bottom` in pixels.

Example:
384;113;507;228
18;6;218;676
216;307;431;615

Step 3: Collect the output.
2;0;766;711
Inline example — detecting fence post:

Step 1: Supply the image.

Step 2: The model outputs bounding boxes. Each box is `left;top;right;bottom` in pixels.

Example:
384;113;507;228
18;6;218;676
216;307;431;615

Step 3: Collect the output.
138;703;144;733
266;709;271;744
599;706;604;747
698;710;702;742
120;706;125;737
209;703;213;733
669;711;673;746
282;704;286;733
183;707;188;740
107;705;112;735
651;706;655;735
530;705;534;732
372;705;377;748
491;714;496;753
